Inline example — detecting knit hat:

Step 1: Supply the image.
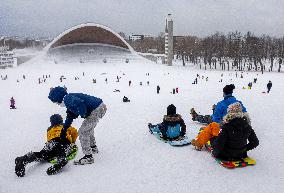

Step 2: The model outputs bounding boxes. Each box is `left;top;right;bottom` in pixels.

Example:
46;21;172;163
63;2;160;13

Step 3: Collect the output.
167;104;176;115
50;114;63;127
223;84;235;95
222;102;245;123
48;86;67;103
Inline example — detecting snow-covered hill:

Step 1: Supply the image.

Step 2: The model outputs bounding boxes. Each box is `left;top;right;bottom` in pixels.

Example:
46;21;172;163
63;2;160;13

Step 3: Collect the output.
0;58;283;193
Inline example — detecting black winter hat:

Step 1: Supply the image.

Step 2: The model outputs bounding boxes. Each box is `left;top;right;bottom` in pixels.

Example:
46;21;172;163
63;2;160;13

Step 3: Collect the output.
167;104;176;115
223;84;235;95
50;114;63;127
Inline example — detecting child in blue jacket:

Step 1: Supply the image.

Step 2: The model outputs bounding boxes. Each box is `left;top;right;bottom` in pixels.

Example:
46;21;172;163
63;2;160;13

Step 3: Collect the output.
149;104;186;140
48;86;107;165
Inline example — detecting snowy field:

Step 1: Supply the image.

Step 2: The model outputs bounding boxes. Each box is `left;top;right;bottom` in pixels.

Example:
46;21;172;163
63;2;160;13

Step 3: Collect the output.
0;57;284;193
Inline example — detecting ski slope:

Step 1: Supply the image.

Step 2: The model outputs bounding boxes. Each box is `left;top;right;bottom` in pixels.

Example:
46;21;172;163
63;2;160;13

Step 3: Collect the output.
0;57;283;193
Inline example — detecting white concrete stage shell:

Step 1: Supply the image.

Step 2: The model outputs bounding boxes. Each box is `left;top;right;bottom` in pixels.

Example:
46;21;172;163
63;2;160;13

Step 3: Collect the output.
44;23;137;62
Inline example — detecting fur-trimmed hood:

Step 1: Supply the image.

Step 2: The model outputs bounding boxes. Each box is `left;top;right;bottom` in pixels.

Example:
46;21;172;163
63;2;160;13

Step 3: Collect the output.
222;102;251;125
163;114;183;122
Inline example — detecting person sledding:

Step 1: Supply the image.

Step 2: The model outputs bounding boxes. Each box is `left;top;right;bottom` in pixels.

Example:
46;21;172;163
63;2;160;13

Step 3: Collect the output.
191;84;248;150
15;114;78;177
208;102;259;160
149;104;186;141
123;96;130;102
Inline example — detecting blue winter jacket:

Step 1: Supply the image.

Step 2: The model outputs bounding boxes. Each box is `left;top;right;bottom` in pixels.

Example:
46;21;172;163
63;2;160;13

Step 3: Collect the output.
160;114;186;140
48;87;103;133
165;124;182;139
211;94;247;123
63;93;103;118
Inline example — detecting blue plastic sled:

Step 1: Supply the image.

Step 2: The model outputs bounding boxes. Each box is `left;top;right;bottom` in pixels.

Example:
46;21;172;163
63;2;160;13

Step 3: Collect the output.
148;124;191;146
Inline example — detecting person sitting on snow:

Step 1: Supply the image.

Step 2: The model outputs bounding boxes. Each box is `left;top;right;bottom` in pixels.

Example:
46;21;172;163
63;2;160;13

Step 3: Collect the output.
48;86;107;165
149;104;186;140
210;102;259;160
123;96;130;102
191;84;248;150
15;114;78;177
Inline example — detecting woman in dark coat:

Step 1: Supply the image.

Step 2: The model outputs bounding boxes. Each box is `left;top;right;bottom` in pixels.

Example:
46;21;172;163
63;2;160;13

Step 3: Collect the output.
211;102;259;160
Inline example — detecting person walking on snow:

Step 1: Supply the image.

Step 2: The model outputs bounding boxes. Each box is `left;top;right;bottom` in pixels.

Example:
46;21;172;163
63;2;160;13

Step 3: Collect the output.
48;86;107;165
267;80;272;93
157;85;160;94
10;97;16;109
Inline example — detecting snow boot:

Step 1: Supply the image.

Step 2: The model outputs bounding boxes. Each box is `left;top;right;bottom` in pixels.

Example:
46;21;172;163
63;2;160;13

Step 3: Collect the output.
46;159;68;175
74;154;94;165
148;123;153;134
191;139;203;151
91;145;99;154
190;108;198;121
15;156;26;177
15;152;37;177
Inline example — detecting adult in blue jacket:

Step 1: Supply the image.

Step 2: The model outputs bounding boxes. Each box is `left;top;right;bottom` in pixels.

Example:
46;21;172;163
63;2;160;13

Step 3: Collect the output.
191;84;247;124
211;84;247;124
48;86;107;165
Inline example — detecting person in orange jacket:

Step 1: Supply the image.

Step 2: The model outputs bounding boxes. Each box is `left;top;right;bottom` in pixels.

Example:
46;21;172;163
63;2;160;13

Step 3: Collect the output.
15;114;78;177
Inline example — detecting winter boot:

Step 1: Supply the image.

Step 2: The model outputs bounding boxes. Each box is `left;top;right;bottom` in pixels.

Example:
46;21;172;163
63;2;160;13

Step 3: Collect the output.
190;108;198;121
46;159;68;175
15;153;37;177
74;154;94;165
15;156;27;177
191;139;203;151
148;123;153;134
91;145;99;154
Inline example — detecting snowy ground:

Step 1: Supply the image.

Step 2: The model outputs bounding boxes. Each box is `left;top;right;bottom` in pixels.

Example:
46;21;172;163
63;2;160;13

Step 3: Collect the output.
0;57;284;193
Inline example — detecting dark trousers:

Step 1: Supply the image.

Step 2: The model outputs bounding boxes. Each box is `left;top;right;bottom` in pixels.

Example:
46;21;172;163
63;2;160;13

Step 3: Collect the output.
195;115;212;124
22;140;71;165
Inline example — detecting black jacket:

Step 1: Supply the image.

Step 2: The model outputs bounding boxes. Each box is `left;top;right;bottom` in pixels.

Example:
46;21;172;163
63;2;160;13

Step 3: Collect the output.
211;117;259;160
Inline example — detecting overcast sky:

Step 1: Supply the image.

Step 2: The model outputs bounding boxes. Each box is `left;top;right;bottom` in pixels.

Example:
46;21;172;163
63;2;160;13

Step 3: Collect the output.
1;0;284;38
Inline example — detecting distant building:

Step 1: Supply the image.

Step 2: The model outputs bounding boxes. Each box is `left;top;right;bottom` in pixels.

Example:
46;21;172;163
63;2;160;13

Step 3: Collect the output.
0;46;16;69
128;34;153;42
129;34;144;42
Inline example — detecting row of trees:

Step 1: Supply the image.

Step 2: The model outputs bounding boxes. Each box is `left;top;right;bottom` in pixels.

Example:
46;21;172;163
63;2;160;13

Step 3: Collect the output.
128;31;284;72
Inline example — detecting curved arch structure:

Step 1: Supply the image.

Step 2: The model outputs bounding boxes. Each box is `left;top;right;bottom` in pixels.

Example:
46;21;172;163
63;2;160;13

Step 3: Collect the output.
44;23;135;53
